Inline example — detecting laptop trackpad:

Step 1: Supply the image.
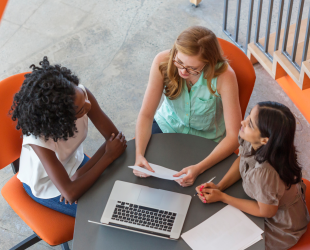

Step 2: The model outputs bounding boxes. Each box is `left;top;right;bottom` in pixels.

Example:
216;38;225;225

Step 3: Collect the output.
137;187;163;206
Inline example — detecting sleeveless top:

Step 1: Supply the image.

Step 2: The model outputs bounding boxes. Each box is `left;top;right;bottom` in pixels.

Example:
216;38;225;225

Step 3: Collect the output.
238;135;310;250
154;71;225;142
17;84;88;199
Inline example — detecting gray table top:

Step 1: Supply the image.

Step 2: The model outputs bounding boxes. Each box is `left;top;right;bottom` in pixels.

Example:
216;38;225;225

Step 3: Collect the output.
73;133;265;250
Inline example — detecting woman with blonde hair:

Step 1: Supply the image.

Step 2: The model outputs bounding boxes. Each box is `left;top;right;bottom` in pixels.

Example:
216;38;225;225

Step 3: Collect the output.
133;26;242;187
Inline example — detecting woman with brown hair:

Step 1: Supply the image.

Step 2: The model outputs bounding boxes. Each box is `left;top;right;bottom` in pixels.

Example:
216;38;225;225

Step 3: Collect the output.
133;26;242;187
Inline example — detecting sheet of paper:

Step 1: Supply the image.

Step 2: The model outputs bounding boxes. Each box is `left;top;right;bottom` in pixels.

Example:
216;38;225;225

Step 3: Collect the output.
128;163;186;180
181;205;264;250
240;235;263;250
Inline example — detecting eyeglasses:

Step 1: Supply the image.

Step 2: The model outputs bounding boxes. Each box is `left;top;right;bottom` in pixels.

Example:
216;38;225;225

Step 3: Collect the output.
172;56;206;76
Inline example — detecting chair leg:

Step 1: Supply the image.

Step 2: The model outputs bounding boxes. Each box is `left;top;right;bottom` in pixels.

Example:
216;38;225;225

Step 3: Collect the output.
10;158;20;174
9;233;41;250
61;242;70;250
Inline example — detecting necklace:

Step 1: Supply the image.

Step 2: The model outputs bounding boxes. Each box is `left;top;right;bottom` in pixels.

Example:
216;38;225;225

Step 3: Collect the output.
186;81;193;93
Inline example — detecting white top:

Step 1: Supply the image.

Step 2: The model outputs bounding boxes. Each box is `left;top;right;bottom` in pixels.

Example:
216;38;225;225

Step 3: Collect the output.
17;84;88;199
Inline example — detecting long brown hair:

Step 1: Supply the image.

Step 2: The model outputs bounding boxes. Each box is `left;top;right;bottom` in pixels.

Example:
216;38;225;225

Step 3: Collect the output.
250;102;302;189
159;26;228;100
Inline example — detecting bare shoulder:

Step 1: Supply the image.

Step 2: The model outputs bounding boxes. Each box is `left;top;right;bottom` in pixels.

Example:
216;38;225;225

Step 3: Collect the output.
218;65;237;83
153;50;170;65
217;64;238;93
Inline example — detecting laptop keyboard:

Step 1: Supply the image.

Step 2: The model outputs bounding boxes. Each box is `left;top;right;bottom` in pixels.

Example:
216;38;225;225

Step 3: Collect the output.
111;201;177;232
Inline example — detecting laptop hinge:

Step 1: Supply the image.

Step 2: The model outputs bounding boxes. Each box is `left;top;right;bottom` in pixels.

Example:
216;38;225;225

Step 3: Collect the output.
108;222;171;239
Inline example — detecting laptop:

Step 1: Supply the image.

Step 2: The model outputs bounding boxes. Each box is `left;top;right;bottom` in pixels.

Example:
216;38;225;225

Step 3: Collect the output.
89;180;192;240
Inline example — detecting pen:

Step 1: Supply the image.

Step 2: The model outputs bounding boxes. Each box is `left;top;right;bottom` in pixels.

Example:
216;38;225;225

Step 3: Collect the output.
194;176;216;196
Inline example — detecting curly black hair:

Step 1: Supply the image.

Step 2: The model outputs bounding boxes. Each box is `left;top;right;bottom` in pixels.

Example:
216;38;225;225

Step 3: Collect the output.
10;56;80;142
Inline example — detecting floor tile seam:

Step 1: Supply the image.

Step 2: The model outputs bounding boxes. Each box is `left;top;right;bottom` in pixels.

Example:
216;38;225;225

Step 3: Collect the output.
98;7;140;77
0;209;65;250
21;1;112;40
2;37;58;75
0;175;14;186
60;1;90;14
0;225;32;238
71;13;92;37
1;1;149;73
22;0;47;25
87;1;99;13
0;225;61;249
1;18;21;26
1;1;97;69
0;24;22;50
0;0;59;70
4;0;48;40
0;226;54;249
114;0;148;48
19;9;91;40
0;15;108;74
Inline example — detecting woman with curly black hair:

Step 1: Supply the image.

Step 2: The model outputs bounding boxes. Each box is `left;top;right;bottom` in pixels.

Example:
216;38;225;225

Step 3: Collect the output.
11;56;127;217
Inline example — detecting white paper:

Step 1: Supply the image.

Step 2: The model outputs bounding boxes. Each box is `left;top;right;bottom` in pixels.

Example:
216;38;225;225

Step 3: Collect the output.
128;163;186;180
181;205;264;250
240;235;263;250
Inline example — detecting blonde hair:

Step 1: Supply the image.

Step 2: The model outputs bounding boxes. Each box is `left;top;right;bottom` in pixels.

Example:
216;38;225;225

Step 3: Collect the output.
159;26;228;100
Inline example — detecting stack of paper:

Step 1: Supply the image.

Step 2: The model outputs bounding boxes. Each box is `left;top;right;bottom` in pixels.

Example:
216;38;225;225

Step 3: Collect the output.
181;205;263;250
128;163;186;180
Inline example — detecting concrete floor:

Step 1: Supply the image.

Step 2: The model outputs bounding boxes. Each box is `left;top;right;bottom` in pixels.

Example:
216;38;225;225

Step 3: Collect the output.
1;0;310;249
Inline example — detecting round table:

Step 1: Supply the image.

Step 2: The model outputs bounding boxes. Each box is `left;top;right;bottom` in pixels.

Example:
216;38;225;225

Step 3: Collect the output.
73;134;264;250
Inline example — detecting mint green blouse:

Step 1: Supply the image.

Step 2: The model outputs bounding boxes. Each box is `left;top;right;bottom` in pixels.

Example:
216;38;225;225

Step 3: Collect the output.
154;72;226;142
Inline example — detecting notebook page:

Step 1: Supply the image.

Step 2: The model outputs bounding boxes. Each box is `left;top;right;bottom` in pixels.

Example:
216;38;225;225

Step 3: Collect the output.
181;205;263;250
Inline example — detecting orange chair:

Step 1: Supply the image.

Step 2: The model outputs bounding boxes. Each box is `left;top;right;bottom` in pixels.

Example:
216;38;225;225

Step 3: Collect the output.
0;73;74;249
218;38;256;155
289;178;310;250
218;38;256;119
0;0;9;23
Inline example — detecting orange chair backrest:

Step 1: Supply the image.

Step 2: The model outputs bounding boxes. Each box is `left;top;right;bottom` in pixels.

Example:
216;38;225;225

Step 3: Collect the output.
217;38;256;119
0;73;27;169
0;0;9;23
303;178;310;213
288;178;310;250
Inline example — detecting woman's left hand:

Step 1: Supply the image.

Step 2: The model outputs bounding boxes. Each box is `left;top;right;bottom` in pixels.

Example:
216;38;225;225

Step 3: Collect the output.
197;188;224;204
60;195;77;205
60;173;79;204
173;165;201;187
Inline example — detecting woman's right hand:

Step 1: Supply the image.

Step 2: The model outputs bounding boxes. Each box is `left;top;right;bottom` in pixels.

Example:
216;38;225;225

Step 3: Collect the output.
133;154;154;178
195;182;220;196
105;132;127;162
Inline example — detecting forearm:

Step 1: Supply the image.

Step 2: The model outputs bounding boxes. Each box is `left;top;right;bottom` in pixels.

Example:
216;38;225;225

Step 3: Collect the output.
64;153;113;202
86;88;119;140
196;135;239;174
222;194;265;217
71;142;107;181
135;114;153;157
217;157;241;191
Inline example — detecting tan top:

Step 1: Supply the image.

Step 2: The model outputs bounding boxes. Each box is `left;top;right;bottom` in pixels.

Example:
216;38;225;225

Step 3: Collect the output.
238;136;310;250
